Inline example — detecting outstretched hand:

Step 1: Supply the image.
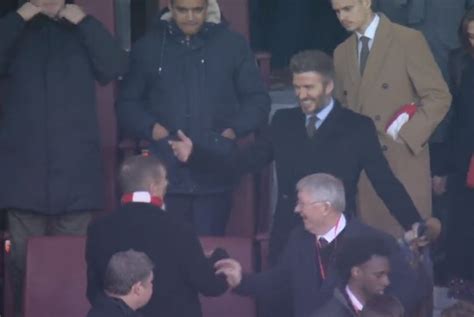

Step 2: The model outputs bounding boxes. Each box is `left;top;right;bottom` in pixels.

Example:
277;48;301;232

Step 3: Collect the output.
214;258;242;289
169;130;193;162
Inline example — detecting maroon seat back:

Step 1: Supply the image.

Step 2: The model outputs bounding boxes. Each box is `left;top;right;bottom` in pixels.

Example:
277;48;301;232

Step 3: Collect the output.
23;236;89;317
22;235;255;317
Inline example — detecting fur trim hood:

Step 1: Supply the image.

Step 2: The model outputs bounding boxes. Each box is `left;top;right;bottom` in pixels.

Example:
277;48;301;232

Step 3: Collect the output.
160;0;221;24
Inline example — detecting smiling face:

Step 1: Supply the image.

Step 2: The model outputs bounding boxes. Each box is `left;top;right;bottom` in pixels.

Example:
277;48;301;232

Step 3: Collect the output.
331;0;373;34
170;0;208;37
30;0;65;18
292;71;333;115
294;189;331;234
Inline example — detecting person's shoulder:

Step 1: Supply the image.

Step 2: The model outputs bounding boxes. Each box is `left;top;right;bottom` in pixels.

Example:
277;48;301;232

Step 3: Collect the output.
387;18;425;43
310;293;348;317
209;23;247;44
347;218;398;246
272;107;301;123
334;34;355;56
337;105;374;127
86;297;124;317
287;224;310;244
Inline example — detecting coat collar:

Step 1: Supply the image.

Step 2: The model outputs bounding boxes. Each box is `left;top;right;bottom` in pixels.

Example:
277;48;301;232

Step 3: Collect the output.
344;14;394;105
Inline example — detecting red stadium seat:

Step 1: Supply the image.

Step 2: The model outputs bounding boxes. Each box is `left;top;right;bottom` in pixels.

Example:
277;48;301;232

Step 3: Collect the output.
19;235;255;317
22;236;89;317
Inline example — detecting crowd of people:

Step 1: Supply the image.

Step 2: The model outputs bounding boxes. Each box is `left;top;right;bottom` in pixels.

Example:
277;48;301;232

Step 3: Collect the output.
0;0;473;316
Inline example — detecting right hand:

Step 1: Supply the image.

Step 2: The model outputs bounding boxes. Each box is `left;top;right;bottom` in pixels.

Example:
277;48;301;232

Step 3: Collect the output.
152;123;169;141
432;175;447;196
17;2;42;21
214;258;242;289
169;130;193;163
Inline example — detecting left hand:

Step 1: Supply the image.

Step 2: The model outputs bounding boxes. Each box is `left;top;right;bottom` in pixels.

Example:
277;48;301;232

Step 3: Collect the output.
58;4;86;24
221;128;236;140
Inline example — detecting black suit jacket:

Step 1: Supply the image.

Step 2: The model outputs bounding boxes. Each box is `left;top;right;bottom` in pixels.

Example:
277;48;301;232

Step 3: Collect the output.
193;101;420;261
311;288;356;317
236;218;421;317
86;203;228;317
87;295;141;317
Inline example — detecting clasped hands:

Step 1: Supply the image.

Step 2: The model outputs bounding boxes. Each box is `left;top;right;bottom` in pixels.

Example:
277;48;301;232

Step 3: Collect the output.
18;2;86;24
214;258;243;289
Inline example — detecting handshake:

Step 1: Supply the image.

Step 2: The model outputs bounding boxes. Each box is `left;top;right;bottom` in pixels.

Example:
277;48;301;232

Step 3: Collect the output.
214;258;243;289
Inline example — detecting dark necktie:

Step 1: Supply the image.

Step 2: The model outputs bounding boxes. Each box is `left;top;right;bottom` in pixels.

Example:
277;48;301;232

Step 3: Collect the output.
359;36;370;76
318;237;329;249
306;115;318;138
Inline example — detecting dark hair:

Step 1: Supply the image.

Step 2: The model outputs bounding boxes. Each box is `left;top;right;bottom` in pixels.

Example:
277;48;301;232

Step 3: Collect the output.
335;235;391;284
118;155;165;193
104;249;154;296
459;7;474;56
361;294;404;317
289;50;335;81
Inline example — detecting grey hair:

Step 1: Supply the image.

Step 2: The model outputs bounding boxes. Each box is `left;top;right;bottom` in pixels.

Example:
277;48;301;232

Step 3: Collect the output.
296;173;346;212
104;249;154;296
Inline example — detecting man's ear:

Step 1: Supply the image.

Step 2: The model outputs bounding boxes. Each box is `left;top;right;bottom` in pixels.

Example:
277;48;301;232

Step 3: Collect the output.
351;266;361;279
325;79;335;96
131;281;143;296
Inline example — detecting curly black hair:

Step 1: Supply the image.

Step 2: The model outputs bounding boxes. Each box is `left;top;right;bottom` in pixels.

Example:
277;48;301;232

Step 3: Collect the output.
335;235;391;284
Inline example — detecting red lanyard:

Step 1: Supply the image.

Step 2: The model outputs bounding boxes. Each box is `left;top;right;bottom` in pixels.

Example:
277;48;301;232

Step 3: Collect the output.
316;216;341;280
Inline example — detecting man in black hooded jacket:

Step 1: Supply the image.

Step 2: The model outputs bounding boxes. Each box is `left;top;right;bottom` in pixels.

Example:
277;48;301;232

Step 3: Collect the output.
0;0;127;312
116;0;270;236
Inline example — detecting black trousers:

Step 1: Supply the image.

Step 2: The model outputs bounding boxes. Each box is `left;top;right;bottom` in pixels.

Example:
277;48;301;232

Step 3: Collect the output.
447;173;474;280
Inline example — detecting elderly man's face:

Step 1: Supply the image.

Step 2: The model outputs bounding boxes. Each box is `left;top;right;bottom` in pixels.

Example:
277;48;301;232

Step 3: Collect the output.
30;0;65;18
170;0;208;37
294;189;330;234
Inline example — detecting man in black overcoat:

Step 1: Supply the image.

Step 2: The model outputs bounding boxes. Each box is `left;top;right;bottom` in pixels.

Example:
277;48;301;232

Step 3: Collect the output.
86;155;229;317
0;0;127;311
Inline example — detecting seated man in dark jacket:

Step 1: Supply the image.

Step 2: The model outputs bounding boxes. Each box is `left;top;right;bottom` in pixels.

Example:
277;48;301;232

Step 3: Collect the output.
87;249;154;317
214;173;423;317
86;155;229;317
116;0;271;236
312;236;392;317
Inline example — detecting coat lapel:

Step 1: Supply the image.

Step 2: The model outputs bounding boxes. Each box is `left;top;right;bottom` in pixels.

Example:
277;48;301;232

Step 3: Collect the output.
345;34;361;88
311;102;344;146
359;14;394;106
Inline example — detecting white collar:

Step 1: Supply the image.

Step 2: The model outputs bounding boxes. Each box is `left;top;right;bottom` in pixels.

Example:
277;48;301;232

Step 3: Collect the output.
356;14;380;41
346;285;364;311
130;191;154;203
305;98;335;123
317;214;346;244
